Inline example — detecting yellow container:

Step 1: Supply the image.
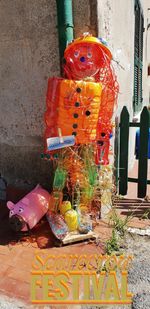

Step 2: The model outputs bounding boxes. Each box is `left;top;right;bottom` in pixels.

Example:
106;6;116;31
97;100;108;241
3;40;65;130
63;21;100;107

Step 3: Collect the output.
59;201;72;215
65;209;78;231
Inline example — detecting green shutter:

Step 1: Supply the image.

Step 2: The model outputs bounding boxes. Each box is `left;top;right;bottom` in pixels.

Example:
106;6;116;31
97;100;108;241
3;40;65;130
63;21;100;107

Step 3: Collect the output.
133;0;144;113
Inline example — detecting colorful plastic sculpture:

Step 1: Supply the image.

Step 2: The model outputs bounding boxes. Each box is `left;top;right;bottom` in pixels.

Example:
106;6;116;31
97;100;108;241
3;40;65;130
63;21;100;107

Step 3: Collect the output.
45;34;118;163
7;185;50;232
44;33;118;215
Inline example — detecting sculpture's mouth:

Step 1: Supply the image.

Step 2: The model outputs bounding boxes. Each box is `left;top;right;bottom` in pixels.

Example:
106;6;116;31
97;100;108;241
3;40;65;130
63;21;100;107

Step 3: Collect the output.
9;215;26;232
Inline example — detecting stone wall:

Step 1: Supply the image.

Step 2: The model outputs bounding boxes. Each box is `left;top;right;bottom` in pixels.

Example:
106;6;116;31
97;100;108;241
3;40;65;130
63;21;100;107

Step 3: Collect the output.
0;0;97;189
97;0;135;117
97;0;136;169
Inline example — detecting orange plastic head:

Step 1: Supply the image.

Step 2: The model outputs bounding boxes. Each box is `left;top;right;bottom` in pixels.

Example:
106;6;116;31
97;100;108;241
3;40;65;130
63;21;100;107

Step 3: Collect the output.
63;34;112;80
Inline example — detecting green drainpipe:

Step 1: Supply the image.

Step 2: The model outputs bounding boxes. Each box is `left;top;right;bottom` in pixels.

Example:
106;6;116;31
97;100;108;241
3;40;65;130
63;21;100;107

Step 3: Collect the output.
56;0;74;69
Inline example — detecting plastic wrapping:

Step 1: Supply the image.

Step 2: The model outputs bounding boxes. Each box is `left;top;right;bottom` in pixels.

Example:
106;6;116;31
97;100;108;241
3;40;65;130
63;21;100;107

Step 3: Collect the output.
46;210;68;240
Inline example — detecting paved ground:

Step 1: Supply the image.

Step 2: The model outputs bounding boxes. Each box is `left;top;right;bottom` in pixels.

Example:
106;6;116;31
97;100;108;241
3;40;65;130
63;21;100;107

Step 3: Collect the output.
0;160;149;308
127;161;150;199
79;232;150;309
127;233;150;309
0;232;150;309
0;295;29;309
0;200;150;309
0;191;112;308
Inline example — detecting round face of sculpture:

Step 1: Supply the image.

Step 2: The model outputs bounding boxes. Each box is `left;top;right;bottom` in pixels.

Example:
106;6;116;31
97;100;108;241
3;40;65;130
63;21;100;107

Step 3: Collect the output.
63;41;111;80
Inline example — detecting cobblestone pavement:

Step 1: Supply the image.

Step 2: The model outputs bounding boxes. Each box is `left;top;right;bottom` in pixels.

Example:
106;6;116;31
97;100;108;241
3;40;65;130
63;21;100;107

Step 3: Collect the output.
82;232;150;309
125;233;150;309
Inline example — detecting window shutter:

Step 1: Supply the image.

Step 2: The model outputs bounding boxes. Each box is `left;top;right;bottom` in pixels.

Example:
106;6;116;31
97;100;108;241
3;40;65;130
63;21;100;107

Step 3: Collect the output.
133;0;144;113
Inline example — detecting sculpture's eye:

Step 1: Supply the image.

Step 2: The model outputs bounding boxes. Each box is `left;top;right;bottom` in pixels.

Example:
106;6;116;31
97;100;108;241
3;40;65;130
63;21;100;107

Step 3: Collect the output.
19;208;23;213
74;50;79;57
87;52;92;58
10;210;14;216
